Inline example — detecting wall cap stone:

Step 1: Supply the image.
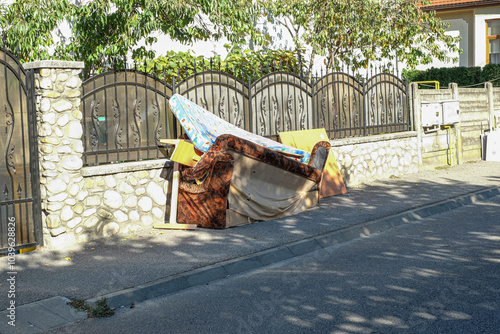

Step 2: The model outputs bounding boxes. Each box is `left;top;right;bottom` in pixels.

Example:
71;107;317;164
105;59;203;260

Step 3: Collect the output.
331;131;417;147
81;159;172;177
23;60;85;70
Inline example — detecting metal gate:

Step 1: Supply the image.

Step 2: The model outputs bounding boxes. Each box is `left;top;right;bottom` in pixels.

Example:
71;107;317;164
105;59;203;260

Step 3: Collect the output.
81;61;410;166
0;47;42;253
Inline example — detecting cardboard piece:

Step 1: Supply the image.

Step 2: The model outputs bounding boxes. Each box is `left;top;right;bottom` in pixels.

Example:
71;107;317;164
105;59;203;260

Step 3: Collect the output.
279;129;347;198
159;139;202;167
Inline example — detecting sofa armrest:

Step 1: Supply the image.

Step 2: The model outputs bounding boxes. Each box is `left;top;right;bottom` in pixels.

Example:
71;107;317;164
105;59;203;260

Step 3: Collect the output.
308;141;331;172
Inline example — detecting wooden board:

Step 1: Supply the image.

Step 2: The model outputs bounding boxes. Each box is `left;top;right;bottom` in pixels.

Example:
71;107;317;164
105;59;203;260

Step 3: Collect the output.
154;152;197;230
153;223;197;230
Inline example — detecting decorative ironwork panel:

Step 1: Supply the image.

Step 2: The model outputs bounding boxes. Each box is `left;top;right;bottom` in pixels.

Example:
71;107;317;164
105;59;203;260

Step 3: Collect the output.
250;72;312;139
364;73;408;135
82;70;174;165
0;48;42;251
313;73;364;139
176;71;249;132
81;63;410;165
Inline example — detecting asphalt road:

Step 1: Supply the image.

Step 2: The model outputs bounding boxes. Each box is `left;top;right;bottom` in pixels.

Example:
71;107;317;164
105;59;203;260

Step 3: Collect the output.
48;195;500;334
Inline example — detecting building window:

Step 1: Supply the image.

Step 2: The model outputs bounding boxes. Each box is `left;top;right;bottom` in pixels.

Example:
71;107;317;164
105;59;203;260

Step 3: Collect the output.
487;20;500;64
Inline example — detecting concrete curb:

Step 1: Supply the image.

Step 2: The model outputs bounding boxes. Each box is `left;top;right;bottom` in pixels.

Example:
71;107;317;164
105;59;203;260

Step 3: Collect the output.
86;187;500;310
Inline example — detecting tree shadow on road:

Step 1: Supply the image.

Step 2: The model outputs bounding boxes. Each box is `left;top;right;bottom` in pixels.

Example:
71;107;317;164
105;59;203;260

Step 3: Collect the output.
1;163;499;316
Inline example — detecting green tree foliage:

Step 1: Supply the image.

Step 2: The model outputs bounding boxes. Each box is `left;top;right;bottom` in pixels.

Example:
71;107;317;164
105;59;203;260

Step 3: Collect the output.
0;0;70;61
260;0;461;72
0;0;265;69
1;0;461;77
141;48;304;83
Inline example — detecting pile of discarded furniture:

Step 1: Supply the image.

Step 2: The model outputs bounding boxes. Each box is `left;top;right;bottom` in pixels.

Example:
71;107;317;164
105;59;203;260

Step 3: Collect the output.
157;94;346;230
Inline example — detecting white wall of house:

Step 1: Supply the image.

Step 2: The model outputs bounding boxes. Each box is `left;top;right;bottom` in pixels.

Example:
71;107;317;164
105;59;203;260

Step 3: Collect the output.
474;7;500;67
415;7;500;71
450;19;469;67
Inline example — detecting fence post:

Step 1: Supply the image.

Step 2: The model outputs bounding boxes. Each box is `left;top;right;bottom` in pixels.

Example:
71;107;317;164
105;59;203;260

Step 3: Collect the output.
486;82;497;129
362;78;367;136
449;83;463;165
406;78;412;131
248;76;253;134
310;75;315;130
409;82;423;166
23;60;85;249
26;68;44;246
172;75;177;139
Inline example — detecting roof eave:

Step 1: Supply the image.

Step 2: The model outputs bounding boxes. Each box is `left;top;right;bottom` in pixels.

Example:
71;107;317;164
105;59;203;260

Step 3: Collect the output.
420;0;500;12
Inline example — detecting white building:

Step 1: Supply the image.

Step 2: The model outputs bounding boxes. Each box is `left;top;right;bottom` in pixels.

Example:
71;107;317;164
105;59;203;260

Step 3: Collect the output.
418;0;500;70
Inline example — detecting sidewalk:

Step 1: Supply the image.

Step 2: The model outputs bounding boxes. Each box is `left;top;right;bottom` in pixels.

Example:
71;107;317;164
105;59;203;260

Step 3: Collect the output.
1;161;499;333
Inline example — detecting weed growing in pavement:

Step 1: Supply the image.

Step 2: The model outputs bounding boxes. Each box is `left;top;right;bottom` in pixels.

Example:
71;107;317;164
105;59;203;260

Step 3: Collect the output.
68;298;115;318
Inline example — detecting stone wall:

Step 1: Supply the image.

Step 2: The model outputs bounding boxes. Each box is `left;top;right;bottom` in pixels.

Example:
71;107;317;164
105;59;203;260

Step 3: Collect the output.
76;160;171;241
24;61;172;249
331;132;419;187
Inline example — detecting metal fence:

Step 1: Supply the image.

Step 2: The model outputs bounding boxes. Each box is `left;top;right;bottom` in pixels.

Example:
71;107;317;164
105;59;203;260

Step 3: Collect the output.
81;62;410;166
0;47;42;252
